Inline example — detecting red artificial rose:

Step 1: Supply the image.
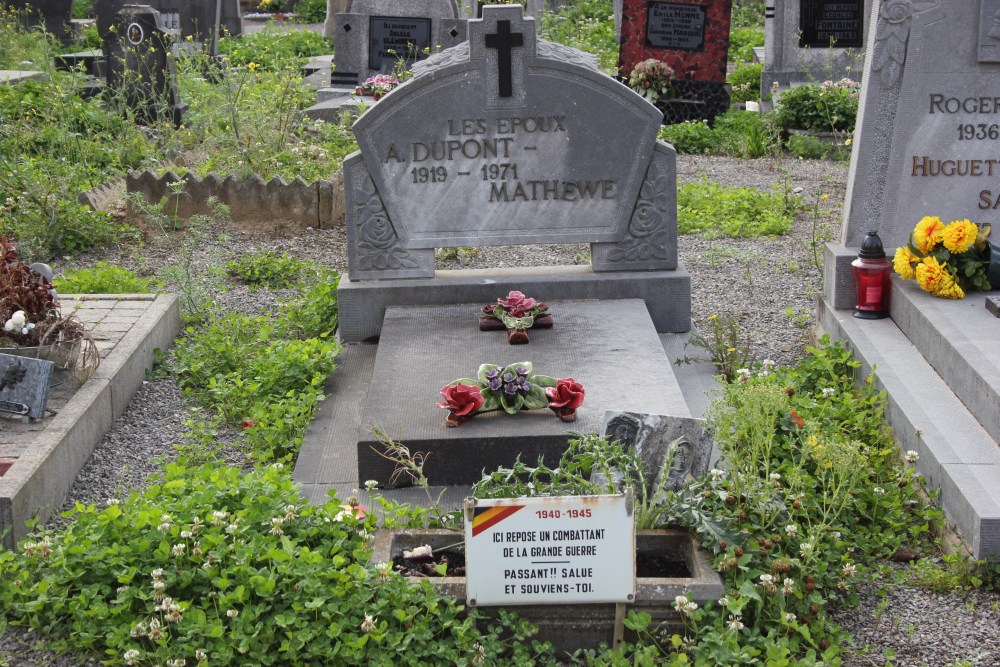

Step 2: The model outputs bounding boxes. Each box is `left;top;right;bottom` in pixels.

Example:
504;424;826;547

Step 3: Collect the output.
498;290;536;316
339;504;367;519
436;383;485;417
546;378;585;409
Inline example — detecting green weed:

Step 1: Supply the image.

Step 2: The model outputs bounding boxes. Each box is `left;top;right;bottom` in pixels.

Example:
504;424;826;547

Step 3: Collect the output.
55;261;160;294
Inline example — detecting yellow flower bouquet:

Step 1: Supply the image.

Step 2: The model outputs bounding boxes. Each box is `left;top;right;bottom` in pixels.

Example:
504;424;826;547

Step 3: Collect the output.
893;217;995;298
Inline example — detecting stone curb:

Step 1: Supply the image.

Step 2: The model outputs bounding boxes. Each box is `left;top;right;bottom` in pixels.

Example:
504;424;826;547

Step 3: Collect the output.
0;294;181;550
818;295;1000;560
126;169;344;231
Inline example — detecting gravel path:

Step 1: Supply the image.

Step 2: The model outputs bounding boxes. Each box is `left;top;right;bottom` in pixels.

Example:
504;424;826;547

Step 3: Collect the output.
2;155;997;666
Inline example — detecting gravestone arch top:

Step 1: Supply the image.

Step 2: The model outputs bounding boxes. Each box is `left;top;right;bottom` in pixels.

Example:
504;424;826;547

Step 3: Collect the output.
348;5;663;254
338;5;688;342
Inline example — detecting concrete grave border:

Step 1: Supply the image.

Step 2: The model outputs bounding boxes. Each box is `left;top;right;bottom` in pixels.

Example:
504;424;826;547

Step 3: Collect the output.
0;294;180;550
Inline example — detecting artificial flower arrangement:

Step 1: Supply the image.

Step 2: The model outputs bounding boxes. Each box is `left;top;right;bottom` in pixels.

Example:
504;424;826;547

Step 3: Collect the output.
479;290;552;344
893;216;996;299
0;236;96;372
437;361;584;426
628;58;674;103
354;74;400;100
257;0;285;12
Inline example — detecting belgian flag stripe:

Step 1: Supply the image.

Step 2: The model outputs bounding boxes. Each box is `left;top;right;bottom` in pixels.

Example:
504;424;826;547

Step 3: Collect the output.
471;504;524;537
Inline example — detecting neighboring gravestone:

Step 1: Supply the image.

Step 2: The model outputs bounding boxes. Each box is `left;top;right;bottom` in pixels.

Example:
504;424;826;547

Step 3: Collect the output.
761;0;871;94
102;5;186;126
323;0;352;38
617;0;733;124
338;4;689;342
601;411;712;493
8;0;73;42
0;354;54;421
330;0;467;86
94;0;242;44
840;2;997;254
473;1;568;17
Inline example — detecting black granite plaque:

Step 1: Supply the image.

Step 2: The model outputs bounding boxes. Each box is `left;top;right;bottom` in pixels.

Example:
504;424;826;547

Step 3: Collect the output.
799;0;864;48
645;2;706;51
368;16;433;71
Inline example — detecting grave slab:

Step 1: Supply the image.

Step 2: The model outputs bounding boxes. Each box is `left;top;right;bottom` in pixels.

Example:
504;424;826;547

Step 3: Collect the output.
357;299;690;486
0;71;45;84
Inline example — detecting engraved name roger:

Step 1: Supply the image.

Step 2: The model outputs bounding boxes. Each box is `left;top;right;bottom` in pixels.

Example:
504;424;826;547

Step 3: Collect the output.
910;92;1000;210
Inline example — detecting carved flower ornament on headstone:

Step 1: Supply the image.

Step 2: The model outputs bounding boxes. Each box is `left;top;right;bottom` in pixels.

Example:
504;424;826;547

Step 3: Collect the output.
437;362;584;426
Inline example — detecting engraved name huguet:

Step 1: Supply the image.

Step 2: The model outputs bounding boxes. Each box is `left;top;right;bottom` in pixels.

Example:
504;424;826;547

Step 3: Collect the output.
906;92;1000;210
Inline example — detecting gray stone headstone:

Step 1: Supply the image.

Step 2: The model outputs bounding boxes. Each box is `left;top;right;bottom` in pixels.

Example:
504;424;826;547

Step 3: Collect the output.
601;411;713;494
0;354;54;420
345;4;670;280
331;0;465;85
762;0;871;92
841;1;996;251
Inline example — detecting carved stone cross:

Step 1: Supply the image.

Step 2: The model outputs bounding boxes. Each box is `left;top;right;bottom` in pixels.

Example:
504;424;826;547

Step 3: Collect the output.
484;19;524;98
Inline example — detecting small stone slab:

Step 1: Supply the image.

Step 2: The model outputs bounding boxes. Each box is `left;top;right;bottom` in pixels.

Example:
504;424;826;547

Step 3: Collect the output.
601;411;712;494
0;354;55;420
987;296;1000;318
0;71;45;85
357;299;690;486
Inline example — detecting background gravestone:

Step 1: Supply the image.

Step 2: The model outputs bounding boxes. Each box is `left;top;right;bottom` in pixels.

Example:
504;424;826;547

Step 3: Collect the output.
473;1;568;18
840;1;997;254
8;0;74;42
94;0;242;44
617;0;733;124
330;0;467;86
102;4;186;127
323;0;352;38
762;0;871;96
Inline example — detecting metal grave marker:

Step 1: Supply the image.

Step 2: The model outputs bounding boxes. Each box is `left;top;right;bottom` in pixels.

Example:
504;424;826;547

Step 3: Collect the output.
0;353;55;420
464;494;635;606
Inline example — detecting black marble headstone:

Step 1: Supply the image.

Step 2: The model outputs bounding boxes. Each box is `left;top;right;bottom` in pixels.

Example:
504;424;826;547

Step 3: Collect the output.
798;0;864;48
94;0;242;43
367;16;432;71
102;4;186;127
9;0;73;42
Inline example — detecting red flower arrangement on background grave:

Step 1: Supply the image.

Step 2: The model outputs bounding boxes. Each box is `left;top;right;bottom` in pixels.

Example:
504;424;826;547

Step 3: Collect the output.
437;362;584;426
479;290;553;344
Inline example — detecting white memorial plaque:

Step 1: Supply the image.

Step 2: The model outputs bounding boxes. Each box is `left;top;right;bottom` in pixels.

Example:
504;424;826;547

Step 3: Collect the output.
463;494;635;606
